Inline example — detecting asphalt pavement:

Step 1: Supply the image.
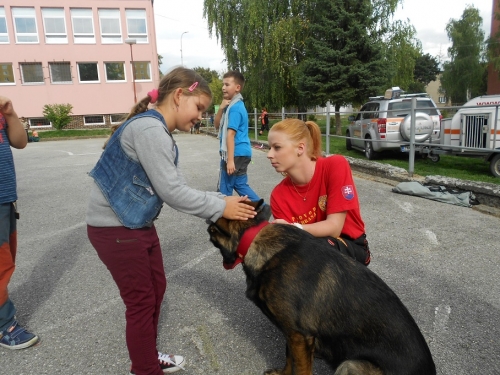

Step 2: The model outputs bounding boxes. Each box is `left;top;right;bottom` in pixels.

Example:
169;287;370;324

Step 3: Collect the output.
2;134;499;374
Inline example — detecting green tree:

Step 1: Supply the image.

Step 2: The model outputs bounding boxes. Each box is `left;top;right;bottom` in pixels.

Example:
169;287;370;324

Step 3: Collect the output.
158;54;164;78
383;20;421;90
208;75;223;113
413;53;440;86
193;66;220;83
297;0;389;134
441;6;486;104
204;0;401;111
43;103;73;130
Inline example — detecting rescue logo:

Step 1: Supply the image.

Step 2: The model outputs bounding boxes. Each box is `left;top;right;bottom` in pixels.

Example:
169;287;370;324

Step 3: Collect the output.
342;185;355;200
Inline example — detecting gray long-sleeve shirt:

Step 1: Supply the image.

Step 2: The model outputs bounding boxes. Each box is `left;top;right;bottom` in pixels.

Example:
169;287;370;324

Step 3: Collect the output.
86;116;226;227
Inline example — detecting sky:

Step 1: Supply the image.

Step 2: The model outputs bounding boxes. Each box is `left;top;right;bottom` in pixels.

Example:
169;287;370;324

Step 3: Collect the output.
153;0;494;74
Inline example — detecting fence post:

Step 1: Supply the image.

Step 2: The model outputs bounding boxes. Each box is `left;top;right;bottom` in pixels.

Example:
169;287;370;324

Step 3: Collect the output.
282;107;285;120
408;97;416;177
325;101;331;155
254;108;258;140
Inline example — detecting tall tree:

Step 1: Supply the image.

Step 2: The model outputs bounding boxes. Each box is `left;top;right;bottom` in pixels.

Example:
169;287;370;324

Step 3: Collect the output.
383;20;421;90
204;0;401;111
441;6;486;104
406;53;440;93
297;0;389;134
413;53;440;86
192;66;220;83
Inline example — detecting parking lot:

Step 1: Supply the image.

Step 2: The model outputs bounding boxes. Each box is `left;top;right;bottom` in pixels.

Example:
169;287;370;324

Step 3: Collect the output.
2;134;499;374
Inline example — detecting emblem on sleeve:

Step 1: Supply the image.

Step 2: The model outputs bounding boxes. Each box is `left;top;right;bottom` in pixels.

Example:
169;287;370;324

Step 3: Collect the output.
342;185;355;200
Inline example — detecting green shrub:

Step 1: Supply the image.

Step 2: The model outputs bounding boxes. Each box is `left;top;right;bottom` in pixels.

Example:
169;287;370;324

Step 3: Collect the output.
307;114;317;121
42;103;73;130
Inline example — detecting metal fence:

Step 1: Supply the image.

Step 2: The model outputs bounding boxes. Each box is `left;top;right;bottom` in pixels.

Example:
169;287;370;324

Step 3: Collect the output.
243;100;500;177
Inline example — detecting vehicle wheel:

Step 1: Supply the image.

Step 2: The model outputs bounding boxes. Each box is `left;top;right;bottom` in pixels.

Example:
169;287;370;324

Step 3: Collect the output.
490;153;500;177
365;137;377;160
430;154;440;163
346;130;352;151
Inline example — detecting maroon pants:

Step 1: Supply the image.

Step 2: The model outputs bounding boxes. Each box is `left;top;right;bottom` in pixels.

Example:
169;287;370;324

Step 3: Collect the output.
87;225;166;375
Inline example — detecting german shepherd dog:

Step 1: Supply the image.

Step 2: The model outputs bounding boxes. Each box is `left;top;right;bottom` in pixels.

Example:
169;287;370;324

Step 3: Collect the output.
207;200;436;375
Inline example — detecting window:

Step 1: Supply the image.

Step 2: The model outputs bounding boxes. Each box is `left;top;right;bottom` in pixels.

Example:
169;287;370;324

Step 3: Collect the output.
132;62;151;81
30;117;51;128
0;7;8;43
77;62;99;83
105;62;125;82
71;8;95;44
42;8;67;44
438;96;447;104
49;62;72;83
110;114;125;123
126;9;147;43
20;63;44;84
84;115;105;125
12;7;38;43
98;9;122;44
0;63;15;84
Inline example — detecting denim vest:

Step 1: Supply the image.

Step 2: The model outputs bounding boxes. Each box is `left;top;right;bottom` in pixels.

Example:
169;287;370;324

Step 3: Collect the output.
89;110;178;229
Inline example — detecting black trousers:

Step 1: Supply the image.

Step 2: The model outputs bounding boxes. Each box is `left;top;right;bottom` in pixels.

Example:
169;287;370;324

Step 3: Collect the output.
326;234;371;266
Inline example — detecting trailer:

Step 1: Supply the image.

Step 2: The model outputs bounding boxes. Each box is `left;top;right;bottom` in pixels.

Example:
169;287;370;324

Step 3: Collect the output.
402;95;500;177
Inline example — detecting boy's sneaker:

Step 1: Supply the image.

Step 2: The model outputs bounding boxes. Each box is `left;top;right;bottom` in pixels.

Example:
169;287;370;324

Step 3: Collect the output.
130;352;185;374
0;320;39;350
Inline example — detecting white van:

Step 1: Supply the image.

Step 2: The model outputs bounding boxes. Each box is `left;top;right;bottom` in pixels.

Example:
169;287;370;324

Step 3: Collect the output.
430;95;500;177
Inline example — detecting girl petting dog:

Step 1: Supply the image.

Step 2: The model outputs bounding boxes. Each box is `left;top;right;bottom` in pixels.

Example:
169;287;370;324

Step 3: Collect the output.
267;119;371;266
86;67;255;375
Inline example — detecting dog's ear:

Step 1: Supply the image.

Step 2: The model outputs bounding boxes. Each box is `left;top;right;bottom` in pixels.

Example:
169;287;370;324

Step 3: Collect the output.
254;199;271;221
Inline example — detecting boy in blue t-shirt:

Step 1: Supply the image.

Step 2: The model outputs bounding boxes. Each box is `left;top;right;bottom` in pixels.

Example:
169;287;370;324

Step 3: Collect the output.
214;71;260;201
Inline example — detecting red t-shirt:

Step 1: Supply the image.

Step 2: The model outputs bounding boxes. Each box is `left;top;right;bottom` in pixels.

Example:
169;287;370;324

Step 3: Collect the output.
270;155;365;239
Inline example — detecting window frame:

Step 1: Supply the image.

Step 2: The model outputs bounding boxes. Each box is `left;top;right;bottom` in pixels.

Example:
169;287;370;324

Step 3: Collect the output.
84;115;105;126
0;63;15;85
125;9;148;44
104;61;126;82
12;7;39;44
70;8;95;44
30;117;51;128
0;7;9;44
49;62;72;84
77;62;100;83
20;62;44;84
98;9;122;44
42;8;68;44
132;61;151;82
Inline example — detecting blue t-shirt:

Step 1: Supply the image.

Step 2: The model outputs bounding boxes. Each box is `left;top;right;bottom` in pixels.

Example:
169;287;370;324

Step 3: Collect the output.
0;114;17;204
222;101;252;157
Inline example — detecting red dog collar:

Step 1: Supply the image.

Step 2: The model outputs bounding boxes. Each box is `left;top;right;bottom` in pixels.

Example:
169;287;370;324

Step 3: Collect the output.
223;221;269;270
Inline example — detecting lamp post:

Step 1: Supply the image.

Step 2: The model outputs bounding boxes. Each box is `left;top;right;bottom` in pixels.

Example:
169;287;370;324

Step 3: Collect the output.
180;31;188;66
125;38;137;103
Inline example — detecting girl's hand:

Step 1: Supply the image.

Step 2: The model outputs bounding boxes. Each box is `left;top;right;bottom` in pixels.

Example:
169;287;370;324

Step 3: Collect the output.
222;196;256;220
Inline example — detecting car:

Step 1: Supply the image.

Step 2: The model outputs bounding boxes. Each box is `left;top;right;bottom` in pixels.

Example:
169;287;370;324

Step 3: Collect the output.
346;87;442;160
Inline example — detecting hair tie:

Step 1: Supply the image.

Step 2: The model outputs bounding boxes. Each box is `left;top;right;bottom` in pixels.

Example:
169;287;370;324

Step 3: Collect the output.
148;89;159;104
188;82;198;92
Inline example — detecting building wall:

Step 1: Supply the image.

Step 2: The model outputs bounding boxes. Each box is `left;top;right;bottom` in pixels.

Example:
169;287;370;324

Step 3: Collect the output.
488;0;500;94
0;0;158;126
426;74;450;108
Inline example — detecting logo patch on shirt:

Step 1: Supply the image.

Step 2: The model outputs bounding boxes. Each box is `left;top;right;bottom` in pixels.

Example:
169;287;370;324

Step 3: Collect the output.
342;185;355;200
